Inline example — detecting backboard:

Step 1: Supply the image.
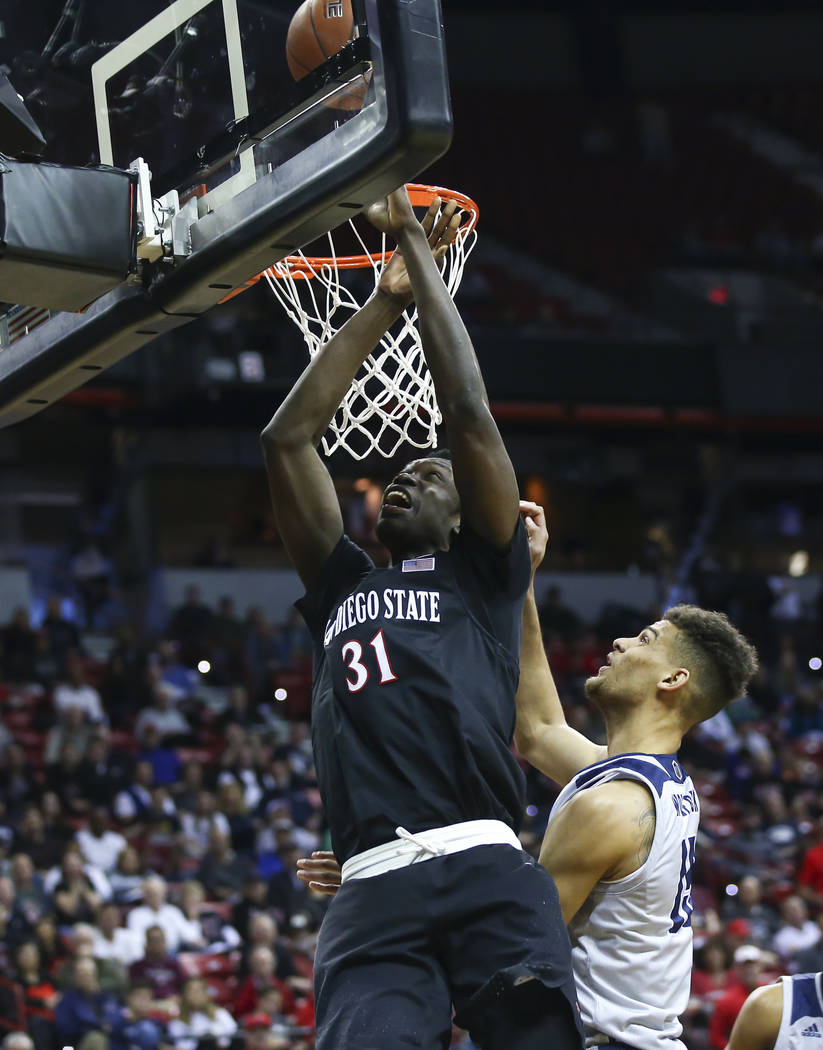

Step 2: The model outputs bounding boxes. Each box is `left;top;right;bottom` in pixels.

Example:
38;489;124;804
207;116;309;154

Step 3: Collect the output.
0;0;452;426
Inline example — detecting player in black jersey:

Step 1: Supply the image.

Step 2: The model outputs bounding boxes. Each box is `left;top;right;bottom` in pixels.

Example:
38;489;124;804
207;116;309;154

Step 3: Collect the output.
260;187;581;1050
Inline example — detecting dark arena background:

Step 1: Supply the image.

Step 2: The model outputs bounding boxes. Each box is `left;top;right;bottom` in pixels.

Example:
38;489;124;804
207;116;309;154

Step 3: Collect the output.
1;1;823;1048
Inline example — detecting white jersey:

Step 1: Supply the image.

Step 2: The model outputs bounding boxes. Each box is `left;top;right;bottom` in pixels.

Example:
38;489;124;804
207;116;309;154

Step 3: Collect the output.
549;753;699;1050
775;973;823;1049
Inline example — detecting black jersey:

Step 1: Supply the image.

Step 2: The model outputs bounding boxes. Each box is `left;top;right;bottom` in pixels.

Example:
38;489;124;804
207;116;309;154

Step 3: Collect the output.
296;520;531;864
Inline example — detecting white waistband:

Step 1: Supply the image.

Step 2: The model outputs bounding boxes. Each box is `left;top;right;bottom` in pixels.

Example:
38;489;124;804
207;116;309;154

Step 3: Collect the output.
340;819;522;883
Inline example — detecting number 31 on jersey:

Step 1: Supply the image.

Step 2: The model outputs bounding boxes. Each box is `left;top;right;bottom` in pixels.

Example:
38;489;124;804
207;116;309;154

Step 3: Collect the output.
341;631;397;692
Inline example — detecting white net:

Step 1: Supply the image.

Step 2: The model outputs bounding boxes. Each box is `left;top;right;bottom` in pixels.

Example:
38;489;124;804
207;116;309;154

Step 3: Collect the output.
262;186;479;460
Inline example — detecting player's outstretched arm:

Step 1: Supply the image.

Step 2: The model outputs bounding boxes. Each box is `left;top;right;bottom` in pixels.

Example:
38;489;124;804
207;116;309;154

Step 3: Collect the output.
367;188;518;549
261;200;458;587
539;780;656;924
514;502;606;785
725;984;782;1050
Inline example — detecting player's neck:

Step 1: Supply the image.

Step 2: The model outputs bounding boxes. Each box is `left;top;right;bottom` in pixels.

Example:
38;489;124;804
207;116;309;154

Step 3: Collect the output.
385;539;449;565
603;706;682;758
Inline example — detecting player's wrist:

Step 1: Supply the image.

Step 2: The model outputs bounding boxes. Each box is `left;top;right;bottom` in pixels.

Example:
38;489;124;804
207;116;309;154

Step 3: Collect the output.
374;285;412;310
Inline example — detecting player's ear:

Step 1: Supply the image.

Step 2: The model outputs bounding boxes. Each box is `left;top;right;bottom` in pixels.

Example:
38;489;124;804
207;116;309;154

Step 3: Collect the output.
658;667;689;693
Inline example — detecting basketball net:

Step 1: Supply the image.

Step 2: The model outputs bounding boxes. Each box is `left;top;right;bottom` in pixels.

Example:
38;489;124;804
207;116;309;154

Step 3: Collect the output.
263;184;479;460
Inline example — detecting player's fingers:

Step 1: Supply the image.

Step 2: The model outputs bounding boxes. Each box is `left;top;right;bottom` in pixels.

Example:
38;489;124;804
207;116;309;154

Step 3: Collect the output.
429;200;459;246
308;881;340;895
296;861;340;876
421;199;441;238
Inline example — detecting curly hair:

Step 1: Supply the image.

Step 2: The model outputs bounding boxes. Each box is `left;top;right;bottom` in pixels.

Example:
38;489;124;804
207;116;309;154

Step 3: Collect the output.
664;604;759;726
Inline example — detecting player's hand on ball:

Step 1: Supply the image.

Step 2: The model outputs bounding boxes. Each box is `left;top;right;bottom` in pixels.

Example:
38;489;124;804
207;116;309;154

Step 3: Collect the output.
377;197;462;304
366;185;420;237
520;500;549;577
296;851;342;895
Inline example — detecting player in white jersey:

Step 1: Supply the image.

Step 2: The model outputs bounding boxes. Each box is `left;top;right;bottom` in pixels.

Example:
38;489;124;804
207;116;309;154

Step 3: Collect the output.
727;972;823;1050
514;501;758;1050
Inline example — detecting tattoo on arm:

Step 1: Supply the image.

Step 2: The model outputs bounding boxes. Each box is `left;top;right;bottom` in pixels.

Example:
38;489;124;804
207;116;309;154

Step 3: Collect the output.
635;805;656;868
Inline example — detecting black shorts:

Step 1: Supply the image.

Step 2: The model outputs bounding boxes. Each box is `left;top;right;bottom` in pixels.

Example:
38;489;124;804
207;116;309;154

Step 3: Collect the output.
313;843;581;1050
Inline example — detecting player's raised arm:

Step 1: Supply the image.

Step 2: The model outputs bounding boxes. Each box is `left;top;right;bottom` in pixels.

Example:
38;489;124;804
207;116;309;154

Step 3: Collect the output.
366;188;518;550
261;200;458;587
514;502;606;785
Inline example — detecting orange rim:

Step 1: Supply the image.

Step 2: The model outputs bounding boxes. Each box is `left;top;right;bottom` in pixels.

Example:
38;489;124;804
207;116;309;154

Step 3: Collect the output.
276;184;479;277
217;184;478;301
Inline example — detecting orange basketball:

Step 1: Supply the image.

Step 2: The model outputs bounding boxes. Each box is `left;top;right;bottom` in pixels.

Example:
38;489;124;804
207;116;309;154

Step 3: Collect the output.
286;0;368;111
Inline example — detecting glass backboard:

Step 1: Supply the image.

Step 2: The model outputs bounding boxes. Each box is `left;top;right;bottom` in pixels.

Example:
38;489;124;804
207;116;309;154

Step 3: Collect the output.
0;0;452;425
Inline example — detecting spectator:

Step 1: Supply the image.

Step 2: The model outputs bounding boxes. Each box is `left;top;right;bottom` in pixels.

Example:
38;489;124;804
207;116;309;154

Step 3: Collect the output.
210;597;246;683
179;790;231;861
796;816;823;909
55;923;128;998
44;739;90;817
235;946;296;1019
44;704;93;766
242;1011;293;1050
216;684;258;732
793;910;823;973
1;607;38;682
32;914;68;975
49;847;104;926
0;748;38;821
232;874;271;941
708;945;767;1050
267;844;326;931
41;595;81;667
196;827;255;901
721;875;780;948
76;731;131;808
9;940;57;1050
53;653;105;724
1;1034;34;1050
173;761;205;814
109;981;168;1050
178;879;240;954
538;585;581;641
216;778;258;852
127;876;195;954
8;852;50;934
113;760;155;826
688;938;738;1034
150;641;199;704
128;925;185;1004
134;691;192;748
772;894;821;962
166;977;237;1048
242;914;296;985
91;902;143;966
54;955;121;1050
108;846;146;904
137;724;184;786
76;807;128;874
168;585;214;665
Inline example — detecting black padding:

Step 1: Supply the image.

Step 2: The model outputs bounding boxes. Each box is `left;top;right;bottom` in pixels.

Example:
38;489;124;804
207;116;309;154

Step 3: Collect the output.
0;156;136;310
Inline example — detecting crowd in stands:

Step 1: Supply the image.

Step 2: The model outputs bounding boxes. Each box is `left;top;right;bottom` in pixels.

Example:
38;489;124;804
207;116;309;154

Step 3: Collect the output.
0;567;821;1050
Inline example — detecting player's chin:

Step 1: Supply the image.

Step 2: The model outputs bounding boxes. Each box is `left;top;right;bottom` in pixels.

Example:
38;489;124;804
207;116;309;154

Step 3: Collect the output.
583;674;603;700
375;514;407;545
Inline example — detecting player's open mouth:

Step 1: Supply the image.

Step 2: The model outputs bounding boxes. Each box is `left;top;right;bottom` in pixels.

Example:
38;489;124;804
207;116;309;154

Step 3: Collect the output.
382;487;413;513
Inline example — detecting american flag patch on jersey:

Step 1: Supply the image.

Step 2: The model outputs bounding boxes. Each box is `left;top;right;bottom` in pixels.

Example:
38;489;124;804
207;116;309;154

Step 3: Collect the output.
402;556;435;572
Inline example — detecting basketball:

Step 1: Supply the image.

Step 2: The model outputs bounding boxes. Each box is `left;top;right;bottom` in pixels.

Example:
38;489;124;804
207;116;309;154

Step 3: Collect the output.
286;0;368;111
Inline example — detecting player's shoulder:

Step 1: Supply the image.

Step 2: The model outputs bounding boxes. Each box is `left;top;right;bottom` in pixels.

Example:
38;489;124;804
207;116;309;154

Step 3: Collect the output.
561;779;654;835
554;779;656;879
731;982;783;1043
